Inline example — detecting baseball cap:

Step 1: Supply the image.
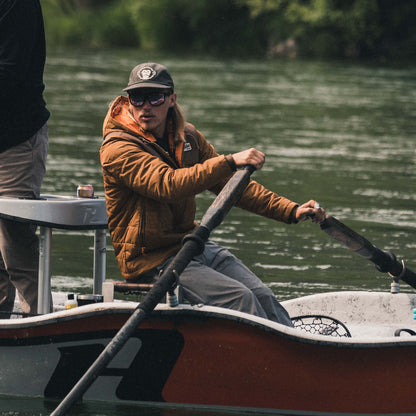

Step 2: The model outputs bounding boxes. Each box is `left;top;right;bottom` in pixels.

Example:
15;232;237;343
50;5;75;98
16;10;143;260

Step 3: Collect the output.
123;62;174;92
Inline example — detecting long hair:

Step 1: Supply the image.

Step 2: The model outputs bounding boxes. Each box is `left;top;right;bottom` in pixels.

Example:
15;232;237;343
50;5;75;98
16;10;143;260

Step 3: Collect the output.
168;102;186;142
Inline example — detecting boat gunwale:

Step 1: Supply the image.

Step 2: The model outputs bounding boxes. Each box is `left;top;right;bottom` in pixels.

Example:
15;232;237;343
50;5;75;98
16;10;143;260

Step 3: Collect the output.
1;300;416;349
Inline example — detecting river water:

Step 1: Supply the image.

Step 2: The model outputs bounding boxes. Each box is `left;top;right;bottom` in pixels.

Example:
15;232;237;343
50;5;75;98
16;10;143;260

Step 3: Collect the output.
3;49;415;415
44;49;416;299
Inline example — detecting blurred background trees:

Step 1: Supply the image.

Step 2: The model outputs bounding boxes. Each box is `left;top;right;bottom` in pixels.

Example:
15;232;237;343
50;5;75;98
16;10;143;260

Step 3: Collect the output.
42;0;416;60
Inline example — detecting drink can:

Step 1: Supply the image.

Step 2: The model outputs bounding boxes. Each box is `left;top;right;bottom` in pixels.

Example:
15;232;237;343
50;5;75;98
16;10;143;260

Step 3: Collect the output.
77;184;94;198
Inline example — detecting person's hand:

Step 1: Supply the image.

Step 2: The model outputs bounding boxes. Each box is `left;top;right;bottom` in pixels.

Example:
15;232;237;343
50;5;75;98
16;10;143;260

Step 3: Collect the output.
231;148;265;170
295;200;326;223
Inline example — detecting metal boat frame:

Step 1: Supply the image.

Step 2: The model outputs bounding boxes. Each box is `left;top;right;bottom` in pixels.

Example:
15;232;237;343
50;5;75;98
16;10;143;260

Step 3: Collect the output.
0;195;107;313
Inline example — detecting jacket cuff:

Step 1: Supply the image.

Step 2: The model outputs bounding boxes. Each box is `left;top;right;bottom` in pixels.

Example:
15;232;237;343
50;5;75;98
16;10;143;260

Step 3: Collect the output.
289;205;299;224
225;154;237;171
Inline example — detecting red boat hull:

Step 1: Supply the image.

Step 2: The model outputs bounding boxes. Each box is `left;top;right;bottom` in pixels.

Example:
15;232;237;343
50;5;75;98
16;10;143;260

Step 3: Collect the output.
0;303;415;415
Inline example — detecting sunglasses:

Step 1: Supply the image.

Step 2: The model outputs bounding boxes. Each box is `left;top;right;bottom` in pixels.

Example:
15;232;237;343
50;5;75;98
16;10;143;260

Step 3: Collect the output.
128;91;171;107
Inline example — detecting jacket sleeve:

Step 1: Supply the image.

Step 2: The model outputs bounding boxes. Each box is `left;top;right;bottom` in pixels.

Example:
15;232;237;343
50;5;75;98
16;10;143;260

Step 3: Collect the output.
196;130;299;224
237;181;298;224
100;138;234;202
101;129;298;223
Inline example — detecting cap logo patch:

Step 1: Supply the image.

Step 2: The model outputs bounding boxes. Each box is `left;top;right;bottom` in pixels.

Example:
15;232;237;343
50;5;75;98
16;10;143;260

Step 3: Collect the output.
138;67;156;80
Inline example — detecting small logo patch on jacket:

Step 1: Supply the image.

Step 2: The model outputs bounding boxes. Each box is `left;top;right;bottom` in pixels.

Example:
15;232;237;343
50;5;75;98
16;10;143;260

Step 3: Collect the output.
184;142;192;152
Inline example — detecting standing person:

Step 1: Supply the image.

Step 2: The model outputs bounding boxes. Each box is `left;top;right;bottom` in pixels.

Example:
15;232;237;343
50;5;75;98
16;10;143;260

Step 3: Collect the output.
100;62;325;326
0;0;50;315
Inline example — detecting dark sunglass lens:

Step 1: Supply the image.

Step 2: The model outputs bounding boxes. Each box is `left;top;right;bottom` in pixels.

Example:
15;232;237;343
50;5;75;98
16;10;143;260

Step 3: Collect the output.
148;93;165;106
129;94;145;107
129;92;167;107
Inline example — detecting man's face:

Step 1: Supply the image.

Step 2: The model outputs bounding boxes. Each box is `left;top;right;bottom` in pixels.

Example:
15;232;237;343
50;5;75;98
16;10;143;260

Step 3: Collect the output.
128;89;177;138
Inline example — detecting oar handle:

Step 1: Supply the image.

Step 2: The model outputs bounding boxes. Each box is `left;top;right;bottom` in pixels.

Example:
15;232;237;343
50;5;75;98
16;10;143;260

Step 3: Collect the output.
320;216;416;289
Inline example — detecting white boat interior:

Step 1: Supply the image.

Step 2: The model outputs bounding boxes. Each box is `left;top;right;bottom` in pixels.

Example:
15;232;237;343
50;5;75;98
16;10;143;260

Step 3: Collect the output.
283;290;416;339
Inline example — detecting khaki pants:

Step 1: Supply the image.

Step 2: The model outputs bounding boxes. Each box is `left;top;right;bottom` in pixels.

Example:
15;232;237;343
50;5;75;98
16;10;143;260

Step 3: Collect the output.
0;124;48;315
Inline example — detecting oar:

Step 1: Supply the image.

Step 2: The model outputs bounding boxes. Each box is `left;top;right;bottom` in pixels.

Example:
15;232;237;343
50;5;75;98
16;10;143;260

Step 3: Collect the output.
50;165;255;416
320;215;416;289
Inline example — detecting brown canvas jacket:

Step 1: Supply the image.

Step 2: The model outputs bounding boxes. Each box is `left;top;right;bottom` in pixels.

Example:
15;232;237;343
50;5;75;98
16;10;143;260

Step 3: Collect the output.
100;96;298;280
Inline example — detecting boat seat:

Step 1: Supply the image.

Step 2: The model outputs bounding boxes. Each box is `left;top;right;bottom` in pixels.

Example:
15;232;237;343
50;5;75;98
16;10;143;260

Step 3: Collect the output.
112;279;183;305
113;273;159;295
113;281;156;295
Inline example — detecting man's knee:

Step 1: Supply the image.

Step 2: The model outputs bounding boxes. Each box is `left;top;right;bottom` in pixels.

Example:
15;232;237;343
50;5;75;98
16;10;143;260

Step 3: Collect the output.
252;284;275;301
231;287;268;318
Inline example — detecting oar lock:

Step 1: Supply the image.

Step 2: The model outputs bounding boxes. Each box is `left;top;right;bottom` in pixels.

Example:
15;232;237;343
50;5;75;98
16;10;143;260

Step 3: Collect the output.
157;268;180;307
388;258;407;294
387;258;407;280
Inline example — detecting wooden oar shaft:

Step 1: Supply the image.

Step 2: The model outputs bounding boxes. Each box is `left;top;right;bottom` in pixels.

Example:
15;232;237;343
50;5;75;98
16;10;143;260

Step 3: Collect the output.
50;166;254;416
200;165;254;230
320;216;416;289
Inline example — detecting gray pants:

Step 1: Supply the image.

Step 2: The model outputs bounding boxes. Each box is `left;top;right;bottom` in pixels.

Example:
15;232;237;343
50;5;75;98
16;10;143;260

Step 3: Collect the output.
0;124;48;315
159;240;293;326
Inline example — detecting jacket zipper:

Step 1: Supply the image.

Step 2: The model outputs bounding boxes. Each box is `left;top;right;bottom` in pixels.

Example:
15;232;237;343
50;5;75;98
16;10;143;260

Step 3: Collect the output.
138;201;147;254
149;141;179;168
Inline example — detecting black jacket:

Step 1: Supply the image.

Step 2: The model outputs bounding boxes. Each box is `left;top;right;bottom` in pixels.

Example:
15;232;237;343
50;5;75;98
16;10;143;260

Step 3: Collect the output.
0;0;50;152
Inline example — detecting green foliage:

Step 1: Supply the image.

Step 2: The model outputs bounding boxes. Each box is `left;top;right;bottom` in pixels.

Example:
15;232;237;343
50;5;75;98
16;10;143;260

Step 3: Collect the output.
122;0;265;56
376;0;416;58
42;0;138;48
93;2;138;47
182;0;266;55
246;0;383;57
40;0;416;60
42;0;85;46
127;0;191;50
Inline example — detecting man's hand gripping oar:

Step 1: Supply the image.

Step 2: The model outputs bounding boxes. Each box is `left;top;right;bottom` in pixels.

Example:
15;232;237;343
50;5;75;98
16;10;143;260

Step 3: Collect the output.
50;165;255;416
318;213;416;290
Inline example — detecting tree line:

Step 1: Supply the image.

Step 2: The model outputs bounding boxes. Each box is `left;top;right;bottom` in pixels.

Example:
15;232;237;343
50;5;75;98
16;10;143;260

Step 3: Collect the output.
42;0;416;61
